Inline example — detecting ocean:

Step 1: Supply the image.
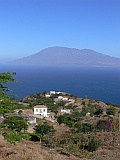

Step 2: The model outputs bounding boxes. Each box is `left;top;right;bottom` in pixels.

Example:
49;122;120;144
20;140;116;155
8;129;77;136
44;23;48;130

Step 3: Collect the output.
0;65;120;104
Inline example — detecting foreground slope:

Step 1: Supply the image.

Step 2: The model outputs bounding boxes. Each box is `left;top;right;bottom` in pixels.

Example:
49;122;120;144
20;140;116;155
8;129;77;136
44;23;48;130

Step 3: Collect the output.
10;47;120;67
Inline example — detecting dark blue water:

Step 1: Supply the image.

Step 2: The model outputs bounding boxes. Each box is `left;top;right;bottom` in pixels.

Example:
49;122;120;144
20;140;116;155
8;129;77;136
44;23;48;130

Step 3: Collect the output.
0;65;120;104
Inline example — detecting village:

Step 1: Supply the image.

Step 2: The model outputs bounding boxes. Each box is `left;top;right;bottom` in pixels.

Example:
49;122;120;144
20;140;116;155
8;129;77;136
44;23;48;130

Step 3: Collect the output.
13;91;76;129
0;90;120;160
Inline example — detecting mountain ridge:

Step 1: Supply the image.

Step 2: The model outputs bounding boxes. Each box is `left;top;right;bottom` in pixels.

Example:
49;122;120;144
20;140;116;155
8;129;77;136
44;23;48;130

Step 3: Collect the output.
9;47;120;67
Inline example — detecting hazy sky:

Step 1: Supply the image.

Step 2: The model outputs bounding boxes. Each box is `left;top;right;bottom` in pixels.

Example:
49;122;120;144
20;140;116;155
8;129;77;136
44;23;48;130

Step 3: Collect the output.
0;0;120;62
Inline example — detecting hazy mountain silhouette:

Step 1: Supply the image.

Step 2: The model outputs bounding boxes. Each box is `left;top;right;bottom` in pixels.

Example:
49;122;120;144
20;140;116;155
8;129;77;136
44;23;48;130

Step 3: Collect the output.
9;47;120;67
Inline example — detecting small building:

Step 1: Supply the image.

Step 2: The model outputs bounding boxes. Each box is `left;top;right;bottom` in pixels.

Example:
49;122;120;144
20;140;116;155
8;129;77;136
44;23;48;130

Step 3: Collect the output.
50;91;56;95
57;96;69;101
61;109;71;114
68;98;74;102
56;91;62;94
34;105;48;117
18;102;30;106
0;115;4;123
85;112;91;117
58;96;63;101
62;96;69;101
45;94;51;98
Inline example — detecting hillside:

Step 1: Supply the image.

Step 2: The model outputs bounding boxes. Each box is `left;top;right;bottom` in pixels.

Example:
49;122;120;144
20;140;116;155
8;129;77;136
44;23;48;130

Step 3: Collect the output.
0;90;120;160
1;72;120;160
9;47;120;67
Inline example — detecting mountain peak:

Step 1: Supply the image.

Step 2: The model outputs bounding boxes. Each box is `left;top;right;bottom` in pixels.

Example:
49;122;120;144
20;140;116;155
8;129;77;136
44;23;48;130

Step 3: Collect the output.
9;47;120;67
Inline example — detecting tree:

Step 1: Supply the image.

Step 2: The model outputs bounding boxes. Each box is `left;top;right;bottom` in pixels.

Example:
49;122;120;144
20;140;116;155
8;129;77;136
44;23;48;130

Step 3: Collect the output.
57;114;74;127
2;116;28;132
34;122;55;136
0;72;31;145
0;72;16;93
0;72;17;114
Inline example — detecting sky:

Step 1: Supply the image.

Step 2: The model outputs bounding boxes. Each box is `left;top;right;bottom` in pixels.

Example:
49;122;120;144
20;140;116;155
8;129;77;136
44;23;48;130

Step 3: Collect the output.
0;0;120;62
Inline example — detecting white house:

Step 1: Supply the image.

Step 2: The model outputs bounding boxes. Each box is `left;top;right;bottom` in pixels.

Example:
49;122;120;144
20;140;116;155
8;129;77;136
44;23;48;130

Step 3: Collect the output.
56;91;62;94
45;94;51;98
61;109;71;114
50;91;56;95
62;96;69;101
57;96;69;101
58;96;63;101
34;105;48;117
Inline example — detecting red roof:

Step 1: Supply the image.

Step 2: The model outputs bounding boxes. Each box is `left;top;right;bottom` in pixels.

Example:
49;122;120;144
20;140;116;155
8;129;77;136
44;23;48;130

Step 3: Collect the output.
34;105;47;108
23;109;34;114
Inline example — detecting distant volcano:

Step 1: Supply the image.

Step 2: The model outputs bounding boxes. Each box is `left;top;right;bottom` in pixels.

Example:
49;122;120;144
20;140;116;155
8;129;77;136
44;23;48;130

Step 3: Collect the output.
9;47;120;67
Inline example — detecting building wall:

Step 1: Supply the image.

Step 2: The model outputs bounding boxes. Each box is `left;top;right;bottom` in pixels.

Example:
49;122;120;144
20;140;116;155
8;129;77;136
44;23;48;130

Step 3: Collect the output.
50;91;55;95
34;108;47;117
61;109;70;114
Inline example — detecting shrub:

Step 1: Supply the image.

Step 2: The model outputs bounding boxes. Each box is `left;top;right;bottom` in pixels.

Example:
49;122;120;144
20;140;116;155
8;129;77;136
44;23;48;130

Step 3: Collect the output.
96;119;113;131
86;138;101;152
106;107;116;116
80;106;89;116
94;106;103;116
78;123;95;133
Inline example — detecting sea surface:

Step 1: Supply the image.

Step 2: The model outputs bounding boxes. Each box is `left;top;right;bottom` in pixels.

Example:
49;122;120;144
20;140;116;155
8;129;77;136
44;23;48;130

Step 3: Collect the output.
0;65;120;104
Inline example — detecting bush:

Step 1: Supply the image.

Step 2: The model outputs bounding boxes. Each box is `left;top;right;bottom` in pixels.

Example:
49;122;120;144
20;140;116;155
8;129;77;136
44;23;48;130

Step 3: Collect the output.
96;119;113;131
94;108;103;116
57;114;73;127
106;107;116;116
30;134;41;142
86;138;101;152
78;123;95;133
80;106;89;116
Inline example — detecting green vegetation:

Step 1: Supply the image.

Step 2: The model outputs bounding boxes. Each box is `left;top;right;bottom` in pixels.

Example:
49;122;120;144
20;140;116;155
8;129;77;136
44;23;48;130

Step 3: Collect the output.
80;105;89;116
106;107;116;115
1;116;28;132
29;122;56;149
106;102;120;107
57;112;81;128
86;138;101;152
54;132;101;153
0;72;16;93
0;72;24;115
0;72;30;144
34;122;55;136
77;123;95;133
1;130;30;145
